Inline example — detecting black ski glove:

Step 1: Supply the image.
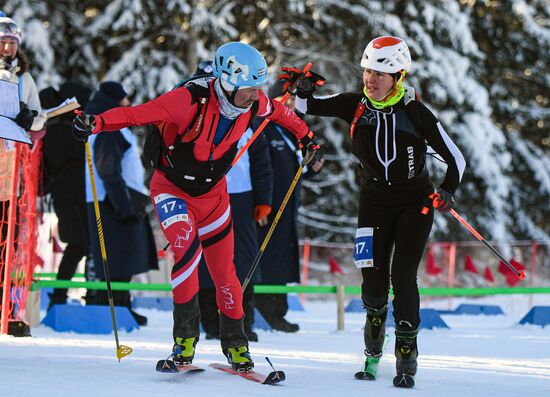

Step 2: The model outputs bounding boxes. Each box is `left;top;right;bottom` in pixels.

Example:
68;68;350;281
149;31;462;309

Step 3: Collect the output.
434;189;454;212
72;111;97;142
278;66;326;98
15;102;38;131
299;130;321;166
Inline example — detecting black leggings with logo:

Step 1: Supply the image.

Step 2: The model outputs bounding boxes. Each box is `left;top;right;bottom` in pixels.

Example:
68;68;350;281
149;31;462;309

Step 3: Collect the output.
358;176;434;329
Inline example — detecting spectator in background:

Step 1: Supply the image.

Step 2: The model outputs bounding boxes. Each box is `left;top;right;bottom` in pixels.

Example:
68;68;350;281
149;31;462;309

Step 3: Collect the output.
0;16;45;141
39;82;93;309
0;16;46;330
254;81;324;333
84;81;158;326
0;16;46;230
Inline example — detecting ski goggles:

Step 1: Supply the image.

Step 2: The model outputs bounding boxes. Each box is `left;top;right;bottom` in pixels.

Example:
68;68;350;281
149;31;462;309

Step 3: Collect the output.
0;21;21;41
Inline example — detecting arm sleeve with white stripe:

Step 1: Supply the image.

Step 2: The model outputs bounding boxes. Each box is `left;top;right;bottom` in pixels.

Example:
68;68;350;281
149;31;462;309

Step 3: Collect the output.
417;101;466;194
295;93;358;122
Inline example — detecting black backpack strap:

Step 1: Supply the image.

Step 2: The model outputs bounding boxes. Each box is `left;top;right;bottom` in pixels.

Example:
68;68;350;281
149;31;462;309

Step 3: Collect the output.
168;78;212;149
250;100;260;124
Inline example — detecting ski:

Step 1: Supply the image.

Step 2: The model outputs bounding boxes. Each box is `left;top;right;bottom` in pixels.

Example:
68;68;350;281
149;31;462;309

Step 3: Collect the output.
354;333;390;381
393;374;415;388
156;359;205;374
209;363;285;385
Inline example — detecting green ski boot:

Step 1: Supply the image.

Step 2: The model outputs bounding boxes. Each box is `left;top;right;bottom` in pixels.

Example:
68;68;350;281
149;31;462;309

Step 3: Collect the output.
355;304;388;380
224;345;254;372
173;336;197;366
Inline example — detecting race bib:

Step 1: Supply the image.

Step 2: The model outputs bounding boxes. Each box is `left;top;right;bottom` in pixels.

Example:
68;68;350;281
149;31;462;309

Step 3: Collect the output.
154;193;189;229
353;227;374;268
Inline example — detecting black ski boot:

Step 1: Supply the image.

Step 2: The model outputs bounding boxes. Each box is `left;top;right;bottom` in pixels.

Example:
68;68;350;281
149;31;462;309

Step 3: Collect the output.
172;295;201;365
355;304;388;380
364;304;388;355
256;293;299;333
220;313;254;372
393;320;418;388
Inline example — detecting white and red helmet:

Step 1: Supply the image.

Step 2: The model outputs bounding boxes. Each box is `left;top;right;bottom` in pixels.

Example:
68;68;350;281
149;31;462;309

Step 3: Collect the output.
360;36;411;74
0;17;22;44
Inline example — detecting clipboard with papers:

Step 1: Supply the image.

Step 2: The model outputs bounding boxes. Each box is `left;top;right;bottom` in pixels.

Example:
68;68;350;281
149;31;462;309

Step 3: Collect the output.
0;79;31;144
45;96;81;119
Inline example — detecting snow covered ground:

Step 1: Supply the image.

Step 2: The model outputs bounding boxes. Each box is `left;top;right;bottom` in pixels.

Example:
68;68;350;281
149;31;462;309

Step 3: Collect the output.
1;294;550;397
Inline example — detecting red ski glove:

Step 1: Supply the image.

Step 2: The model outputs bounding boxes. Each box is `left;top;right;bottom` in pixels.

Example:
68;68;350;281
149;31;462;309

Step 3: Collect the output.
278;66;326;97
433;189;454;212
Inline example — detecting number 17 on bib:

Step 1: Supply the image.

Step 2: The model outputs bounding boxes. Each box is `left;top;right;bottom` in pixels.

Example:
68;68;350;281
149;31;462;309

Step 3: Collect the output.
353;227;374;268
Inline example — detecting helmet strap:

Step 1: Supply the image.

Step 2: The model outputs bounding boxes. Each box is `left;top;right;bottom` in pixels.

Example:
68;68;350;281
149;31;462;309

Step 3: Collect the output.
214;79;251;119
219;78;240;106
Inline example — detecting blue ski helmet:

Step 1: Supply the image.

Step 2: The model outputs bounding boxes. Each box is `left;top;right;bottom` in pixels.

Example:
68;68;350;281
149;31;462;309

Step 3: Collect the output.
213;42;268;88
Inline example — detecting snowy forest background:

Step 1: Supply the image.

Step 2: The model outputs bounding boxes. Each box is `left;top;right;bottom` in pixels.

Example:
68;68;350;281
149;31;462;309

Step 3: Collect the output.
2;0;549;244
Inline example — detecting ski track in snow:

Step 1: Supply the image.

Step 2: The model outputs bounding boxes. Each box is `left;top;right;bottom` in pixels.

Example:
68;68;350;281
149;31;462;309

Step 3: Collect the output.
1;296;550;397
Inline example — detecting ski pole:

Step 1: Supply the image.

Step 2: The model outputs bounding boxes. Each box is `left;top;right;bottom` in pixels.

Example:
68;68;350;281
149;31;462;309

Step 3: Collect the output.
428;193;525;279
230;62;313;168
449;208;525;279
85;139;133;361
242;149;316;291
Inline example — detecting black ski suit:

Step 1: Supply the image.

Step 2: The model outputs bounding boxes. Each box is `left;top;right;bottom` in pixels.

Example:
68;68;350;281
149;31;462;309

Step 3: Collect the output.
296;87;465;328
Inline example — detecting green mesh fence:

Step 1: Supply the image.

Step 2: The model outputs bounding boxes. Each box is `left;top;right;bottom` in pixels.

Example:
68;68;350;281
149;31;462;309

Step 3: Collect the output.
31;276;550;295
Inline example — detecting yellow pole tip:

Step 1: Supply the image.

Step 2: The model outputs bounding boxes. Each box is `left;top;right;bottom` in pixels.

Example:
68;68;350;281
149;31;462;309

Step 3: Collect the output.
117;345;133;360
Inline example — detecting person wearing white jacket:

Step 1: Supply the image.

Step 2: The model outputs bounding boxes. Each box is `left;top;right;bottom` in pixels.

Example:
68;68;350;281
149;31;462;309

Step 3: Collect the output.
0;16;46;333
0;16;46;201
0;17;46;141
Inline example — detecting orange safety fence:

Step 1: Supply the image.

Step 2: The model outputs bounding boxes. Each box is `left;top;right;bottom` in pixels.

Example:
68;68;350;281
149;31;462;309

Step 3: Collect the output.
298;239;550;290
0;140;43;335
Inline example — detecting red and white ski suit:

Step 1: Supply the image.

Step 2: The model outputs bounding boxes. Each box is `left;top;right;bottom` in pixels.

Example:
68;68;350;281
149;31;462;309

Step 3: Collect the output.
92;80;309;320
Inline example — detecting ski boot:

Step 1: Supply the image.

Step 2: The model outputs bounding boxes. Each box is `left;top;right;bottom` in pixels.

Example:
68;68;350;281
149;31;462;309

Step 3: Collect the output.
172;295;201;365
220;313;253;372
393;320;418;388
172;336;198;366
355;304;388;380
223;345;254;372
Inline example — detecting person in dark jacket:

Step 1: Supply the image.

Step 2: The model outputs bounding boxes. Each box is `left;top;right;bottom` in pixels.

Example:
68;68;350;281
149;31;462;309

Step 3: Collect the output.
84;81;158;326
291;36;466;385
198;128;272;342
39;81;92;309
254;82;324;333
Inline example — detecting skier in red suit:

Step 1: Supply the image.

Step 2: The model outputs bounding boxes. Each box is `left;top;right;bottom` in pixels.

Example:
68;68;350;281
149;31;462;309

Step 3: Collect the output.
72;42;321;372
